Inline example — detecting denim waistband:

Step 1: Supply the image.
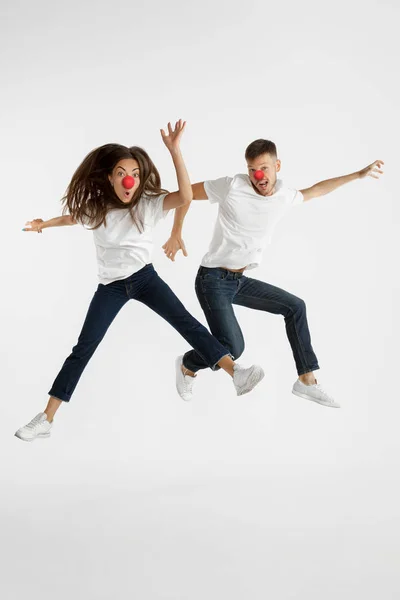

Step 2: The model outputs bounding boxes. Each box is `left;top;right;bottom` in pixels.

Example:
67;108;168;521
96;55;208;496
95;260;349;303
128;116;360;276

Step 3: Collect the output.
198;266;244;280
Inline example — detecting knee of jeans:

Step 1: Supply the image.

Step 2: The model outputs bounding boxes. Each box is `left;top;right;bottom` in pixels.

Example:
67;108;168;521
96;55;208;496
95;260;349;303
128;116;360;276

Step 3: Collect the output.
72;339;98;358
283;297;306;319
292;297;306;314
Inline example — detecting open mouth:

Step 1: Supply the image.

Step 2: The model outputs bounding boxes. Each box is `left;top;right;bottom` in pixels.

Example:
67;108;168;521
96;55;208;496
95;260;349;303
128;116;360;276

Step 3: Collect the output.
124;190;131;198
258;181;269;189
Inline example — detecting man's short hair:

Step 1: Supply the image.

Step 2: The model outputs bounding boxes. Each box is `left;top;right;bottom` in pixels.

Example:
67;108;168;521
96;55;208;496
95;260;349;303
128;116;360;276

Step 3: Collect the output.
245;139;277;161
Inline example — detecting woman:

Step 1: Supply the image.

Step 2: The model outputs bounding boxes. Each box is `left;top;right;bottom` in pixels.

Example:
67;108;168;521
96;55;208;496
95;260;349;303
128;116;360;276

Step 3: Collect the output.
15;120;264;442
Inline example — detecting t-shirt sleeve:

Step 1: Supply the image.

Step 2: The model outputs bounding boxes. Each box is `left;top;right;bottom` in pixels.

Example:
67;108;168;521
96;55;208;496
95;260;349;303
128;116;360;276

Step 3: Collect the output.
148;193;170;225
204;176;233;204
285;188;304;206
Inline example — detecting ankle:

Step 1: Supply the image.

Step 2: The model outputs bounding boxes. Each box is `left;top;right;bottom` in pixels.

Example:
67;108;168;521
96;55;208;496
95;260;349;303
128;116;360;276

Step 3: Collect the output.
181;365;196;378
299;373;317;386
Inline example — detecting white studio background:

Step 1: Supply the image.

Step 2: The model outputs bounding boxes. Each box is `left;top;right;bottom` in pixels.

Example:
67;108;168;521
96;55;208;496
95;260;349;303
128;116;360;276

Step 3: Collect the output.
1;0;399;599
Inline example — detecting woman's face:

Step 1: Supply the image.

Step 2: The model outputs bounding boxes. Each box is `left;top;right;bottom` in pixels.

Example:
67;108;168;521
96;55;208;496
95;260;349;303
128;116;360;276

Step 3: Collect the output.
108;158;140;203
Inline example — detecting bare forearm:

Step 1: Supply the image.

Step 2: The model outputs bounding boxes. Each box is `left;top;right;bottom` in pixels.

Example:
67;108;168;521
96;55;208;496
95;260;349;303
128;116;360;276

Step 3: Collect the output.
307;171;360;198
301;160;384;202
172;201;192;234
42;215;76;228
170;149;192;204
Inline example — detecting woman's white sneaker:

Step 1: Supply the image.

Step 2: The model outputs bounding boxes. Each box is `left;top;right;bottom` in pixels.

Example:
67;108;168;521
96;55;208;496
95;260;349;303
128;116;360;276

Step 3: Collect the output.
233;364;265;396
175;355;196;401
15;412;52;442
292;379;340;408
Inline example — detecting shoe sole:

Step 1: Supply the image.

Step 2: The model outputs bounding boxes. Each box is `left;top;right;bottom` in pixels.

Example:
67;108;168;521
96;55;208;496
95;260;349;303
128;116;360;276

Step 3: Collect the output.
236;366;265;396
14;432;51;442
292;389;340;408
175;356;193;402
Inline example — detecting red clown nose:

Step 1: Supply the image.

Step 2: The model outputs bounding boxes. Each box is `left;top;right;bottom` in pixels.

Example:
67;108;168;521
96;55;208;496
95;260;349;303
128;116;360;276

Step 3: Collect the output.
122;176;135;189
254;170;264;181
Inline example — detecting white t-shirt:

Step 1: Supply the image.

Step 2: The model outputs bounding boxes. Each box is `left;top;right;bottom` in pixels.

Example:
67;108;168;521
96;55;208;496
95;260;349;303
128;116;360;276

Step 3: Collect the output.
85;193;169;285
201;175;303;271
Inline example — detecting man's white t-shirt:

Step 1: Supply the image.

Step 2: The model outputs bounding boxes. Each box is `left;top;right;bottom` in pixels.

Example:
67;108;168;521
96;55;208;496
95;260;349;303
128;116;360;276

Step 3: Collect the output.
201;175;303;271
85;193;169;285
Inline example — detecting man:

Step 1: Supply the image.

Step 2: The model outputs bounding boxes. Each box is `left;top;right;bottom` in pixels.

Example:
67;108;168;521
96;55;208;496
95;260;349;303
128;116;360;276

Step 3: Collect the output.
163;139;383;408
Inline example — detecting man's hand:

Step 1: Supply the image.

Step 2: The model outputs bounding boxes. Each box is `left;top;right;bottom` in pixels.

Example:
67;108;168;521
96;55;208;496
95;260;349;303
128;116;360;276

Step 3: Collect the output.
23;218;44;233
162;235;188;261
359;160;384;179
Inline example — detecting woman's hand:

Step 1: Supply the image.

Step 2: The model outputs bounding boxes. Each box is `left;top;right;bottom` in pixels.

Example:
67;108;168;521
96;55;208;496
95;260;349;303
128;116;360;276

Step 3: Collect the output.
23;218;44;233
162;234;188;261
160;119;186;153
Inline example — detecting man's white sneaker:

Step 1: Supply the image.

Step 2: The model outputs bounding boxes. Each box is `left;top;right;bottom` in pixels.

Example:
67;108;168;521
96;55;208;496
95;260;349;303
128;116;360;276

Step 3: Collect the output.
175;355;196;401
15;412;52;442
292;379;340;408
233;363;265;396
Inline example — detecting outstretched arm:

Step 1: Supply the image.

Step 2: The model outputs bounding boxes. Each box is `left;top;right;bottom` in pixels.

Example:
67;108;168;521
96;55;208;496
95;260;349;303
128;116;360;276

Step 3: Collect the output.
160;120;193;211
23;215;77;233
162;182;208;261
300;160;384;202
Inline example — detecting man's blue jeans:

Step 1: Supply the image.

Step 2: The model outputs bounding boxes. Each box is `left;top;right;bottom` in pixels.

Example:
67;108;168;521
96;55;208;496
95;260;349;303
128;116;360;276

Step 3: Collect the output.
183;266;320;376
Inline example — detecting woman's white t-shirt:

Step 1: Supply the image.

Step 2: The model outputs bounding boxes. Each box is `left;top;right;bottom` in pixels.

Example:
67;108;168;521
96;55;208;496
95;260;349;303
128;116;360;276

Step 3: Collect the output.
201;175;303;271
85;193;169;285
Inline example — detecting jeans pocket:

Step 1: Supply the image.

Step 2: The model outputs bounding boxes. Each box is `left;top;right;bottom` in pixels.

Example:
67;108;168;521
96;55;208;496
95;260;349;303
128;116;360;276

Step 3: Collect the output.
201;269;226;281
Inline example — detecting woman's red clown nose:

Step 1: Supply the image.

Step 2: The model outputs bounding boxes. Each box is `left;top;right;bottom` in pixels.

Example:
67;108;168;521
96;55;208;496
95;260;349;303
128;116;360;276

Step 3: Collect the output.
122;176;135;189
254;170;264;181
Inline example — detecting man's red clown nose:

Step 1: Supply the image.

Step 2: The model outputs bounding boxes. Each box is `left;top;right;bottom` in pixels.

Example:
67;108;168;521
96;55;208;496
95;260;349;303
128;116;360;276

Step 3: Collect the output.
122;176;135;189
254;170;264;181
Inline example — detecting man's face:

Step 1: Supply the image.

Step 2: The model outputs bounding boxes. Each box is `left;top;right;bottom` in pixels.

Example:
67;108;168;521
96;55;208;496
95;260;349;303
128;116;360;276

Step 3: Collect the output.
247;152;281;196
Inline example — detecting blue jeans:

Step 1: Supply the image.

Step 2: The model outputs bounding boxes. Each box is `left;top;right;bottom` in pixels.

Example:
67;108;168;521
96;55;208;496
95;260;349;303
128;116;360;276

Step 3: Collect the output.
183;266;320;376
49;264;229;402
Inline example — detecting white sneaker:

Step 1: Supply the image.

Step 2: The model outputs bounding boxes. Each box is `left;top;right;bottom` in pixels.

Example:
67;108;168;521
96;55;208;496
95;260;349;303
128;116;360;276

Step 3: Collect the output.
292;379;340;408
175;355;196;401
15;412;53;442
233;363;265;396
